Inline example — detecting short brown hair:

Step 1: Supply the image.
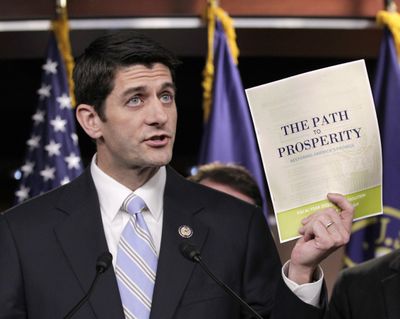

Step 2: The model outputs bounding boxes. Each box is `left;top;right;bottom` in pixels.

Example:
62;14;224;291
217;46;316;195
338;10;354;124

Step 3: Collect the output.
188;162;263;207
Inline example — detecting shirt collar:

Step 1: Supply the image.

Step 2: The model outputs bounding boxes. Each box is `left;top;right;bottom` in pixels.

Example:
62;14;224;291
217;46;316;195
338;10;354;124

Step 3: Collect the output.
90;155;166;222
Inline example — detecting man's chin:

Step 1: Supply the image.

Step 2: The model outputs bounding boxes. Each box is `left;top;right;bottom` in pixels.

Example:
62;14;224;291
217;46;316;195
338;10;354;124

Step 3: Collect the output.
148;155;172;167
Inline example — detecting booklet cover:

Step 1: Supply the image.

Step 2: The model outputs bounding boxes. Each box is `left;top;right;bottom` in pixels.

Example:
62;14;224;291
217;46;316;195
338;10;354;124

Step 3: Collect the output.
245;60;382;242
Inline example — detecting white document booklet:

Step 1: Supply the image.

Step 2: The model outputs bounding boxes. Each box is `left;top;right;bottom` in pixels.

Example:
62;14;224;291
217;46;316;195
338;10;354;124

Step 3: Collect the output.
245;60;382;242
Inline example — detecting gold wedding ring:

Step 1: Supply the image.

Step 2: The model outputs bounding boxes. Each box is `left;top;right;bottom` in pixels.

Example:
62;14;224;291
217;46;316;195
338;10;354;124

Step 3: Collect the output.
325;221;334;229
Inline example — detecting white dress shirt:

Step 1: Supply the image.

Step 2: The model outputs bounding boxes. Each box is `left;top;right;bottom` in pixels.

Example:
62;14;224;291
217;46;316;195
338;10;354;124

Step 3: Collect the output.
90;156;322;307
90;156;165;264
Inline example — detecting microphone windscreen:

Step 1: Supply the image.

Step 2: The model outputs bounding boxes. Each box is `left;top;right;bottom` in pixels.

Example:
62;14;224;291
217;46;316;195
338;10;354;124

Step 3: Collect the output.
179;243;201;262
96;252;113;273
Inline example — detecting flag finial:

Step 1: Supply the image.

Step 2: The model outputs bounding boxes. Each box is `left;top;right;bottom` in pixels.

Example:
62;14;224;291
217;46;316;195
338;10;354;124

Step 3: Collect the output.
385;0;397;12
56;0;67;9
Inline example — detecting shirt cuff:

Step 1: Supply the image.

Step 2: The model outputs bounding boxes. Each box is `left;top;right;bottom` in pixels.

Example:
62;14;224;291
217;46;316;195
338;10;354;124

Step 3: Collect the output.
281;260;323;307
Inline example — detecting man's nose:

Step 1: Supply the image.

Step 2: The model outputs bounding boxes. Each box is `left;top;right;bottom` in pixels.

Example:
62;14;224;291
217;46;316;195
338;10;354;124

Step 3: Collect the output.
146;98;169;126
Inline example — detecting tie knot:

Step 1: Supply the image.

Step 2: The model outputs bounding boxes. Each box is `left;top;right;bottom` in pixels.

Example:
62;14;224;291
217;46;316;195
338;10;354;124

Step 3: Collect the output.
123;194;146;216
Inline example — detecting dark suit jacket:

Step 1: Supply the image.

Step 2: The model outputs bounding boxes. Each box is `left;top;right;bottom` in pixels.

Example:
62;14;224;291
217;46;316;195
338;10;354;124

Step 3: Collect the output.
327;249;400;319
0;167;324;319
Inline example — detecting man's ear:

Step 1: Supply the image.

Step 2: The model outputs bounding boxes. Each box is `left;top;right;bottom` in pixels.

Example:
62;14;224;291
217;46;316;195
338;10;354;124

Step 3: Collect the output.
76;104;103;139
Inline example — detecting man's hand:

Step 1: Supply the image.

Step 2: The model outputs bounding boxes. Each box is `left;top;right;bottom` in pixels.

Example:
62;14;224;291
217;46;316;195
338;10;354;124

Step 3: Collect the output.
288;193;354;284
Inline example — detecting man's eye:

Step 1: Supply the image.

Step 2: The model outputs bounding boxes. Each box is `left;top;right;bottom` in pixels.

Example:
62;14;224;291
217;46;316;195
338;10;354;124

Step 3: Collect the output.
160;93;174;103
127;96;142;106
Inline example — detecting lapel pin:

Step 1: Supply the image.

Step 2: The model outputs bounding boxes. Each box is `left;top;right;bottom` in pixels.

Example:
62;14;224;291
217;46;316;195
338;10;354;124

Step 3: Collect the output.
178;225;193;238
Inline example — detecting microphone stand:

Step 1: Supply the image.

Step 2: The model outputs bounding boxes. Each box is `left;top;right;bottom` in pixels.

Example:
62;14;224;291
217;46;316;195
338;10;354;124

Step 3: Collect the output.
195;256;263;319
63;272;102;319
63;252;112;319
180;243;263;319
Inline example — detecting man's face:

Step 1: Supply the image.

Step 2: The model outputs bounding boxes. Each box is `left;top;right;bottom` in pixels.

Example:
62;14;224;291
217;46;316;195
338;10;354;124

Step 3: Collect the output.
95;63;177;175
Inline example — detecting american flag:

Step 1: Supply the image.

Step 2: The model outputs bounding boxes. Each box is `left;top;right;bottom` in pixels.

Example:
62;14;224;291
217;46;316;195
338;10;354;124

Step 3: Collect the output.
15;32;83;203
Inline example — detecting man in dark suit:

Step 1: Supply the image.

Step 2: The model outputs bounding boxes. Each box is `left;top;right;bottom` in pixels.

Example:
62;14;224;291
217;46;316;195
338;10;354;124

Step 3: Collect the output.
0;31;354;319
327;249;400;319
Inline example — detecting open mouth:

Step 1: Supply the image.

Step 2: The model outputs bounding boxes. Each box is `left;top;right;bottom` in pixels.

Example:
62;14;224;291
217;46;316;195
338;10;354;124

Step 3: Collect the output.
145;134;170;147
150;135;167;141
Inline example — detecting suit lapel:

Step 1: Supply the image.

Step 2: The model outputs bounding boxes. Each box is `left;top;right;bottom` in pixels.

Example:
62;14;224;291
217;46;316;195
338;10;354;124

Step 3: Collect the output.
150;168;209;319
54;170;125;319
382;252;400;319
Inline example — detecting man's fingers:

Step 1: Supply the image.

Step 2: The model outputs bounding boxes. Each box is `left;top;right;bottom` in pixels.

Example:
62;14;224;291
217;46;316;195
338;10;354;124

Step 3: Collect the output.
301;215;312;225
327;193;355;230
298;193;354;242
327;193;353;213
299;205;351;242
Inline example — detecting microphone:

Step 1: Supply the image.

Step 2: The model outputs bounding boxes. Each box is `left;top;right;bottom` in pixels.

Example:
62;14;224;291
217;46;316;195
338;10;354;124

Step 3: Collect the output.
63;252;113;319
179;243;263;319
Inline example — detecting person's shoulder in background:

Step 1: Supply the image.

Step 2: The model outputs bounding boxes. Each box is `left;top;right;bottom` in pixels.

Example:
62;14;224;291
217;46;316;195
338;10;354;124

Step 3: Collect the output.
327;249;400;319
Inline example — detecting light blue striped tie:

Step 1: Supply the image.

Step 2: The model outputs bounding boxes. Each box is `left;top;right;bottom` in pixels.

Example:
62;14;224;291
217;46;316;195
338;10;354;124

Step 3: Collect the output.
116;194;158;319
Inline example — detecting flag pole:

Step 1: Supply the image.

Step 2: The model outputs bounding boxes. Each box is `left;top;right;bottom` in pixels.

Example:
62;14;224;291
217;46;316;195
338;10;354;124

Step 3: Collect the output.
52;0;76;107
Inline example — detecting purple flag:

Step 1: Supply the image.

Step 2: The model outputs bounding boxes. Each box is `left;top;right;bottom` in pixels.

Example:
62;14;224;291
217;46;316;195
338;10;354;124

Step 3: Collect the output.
345;29;400;266
14;33;83;203
199;21;268;216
